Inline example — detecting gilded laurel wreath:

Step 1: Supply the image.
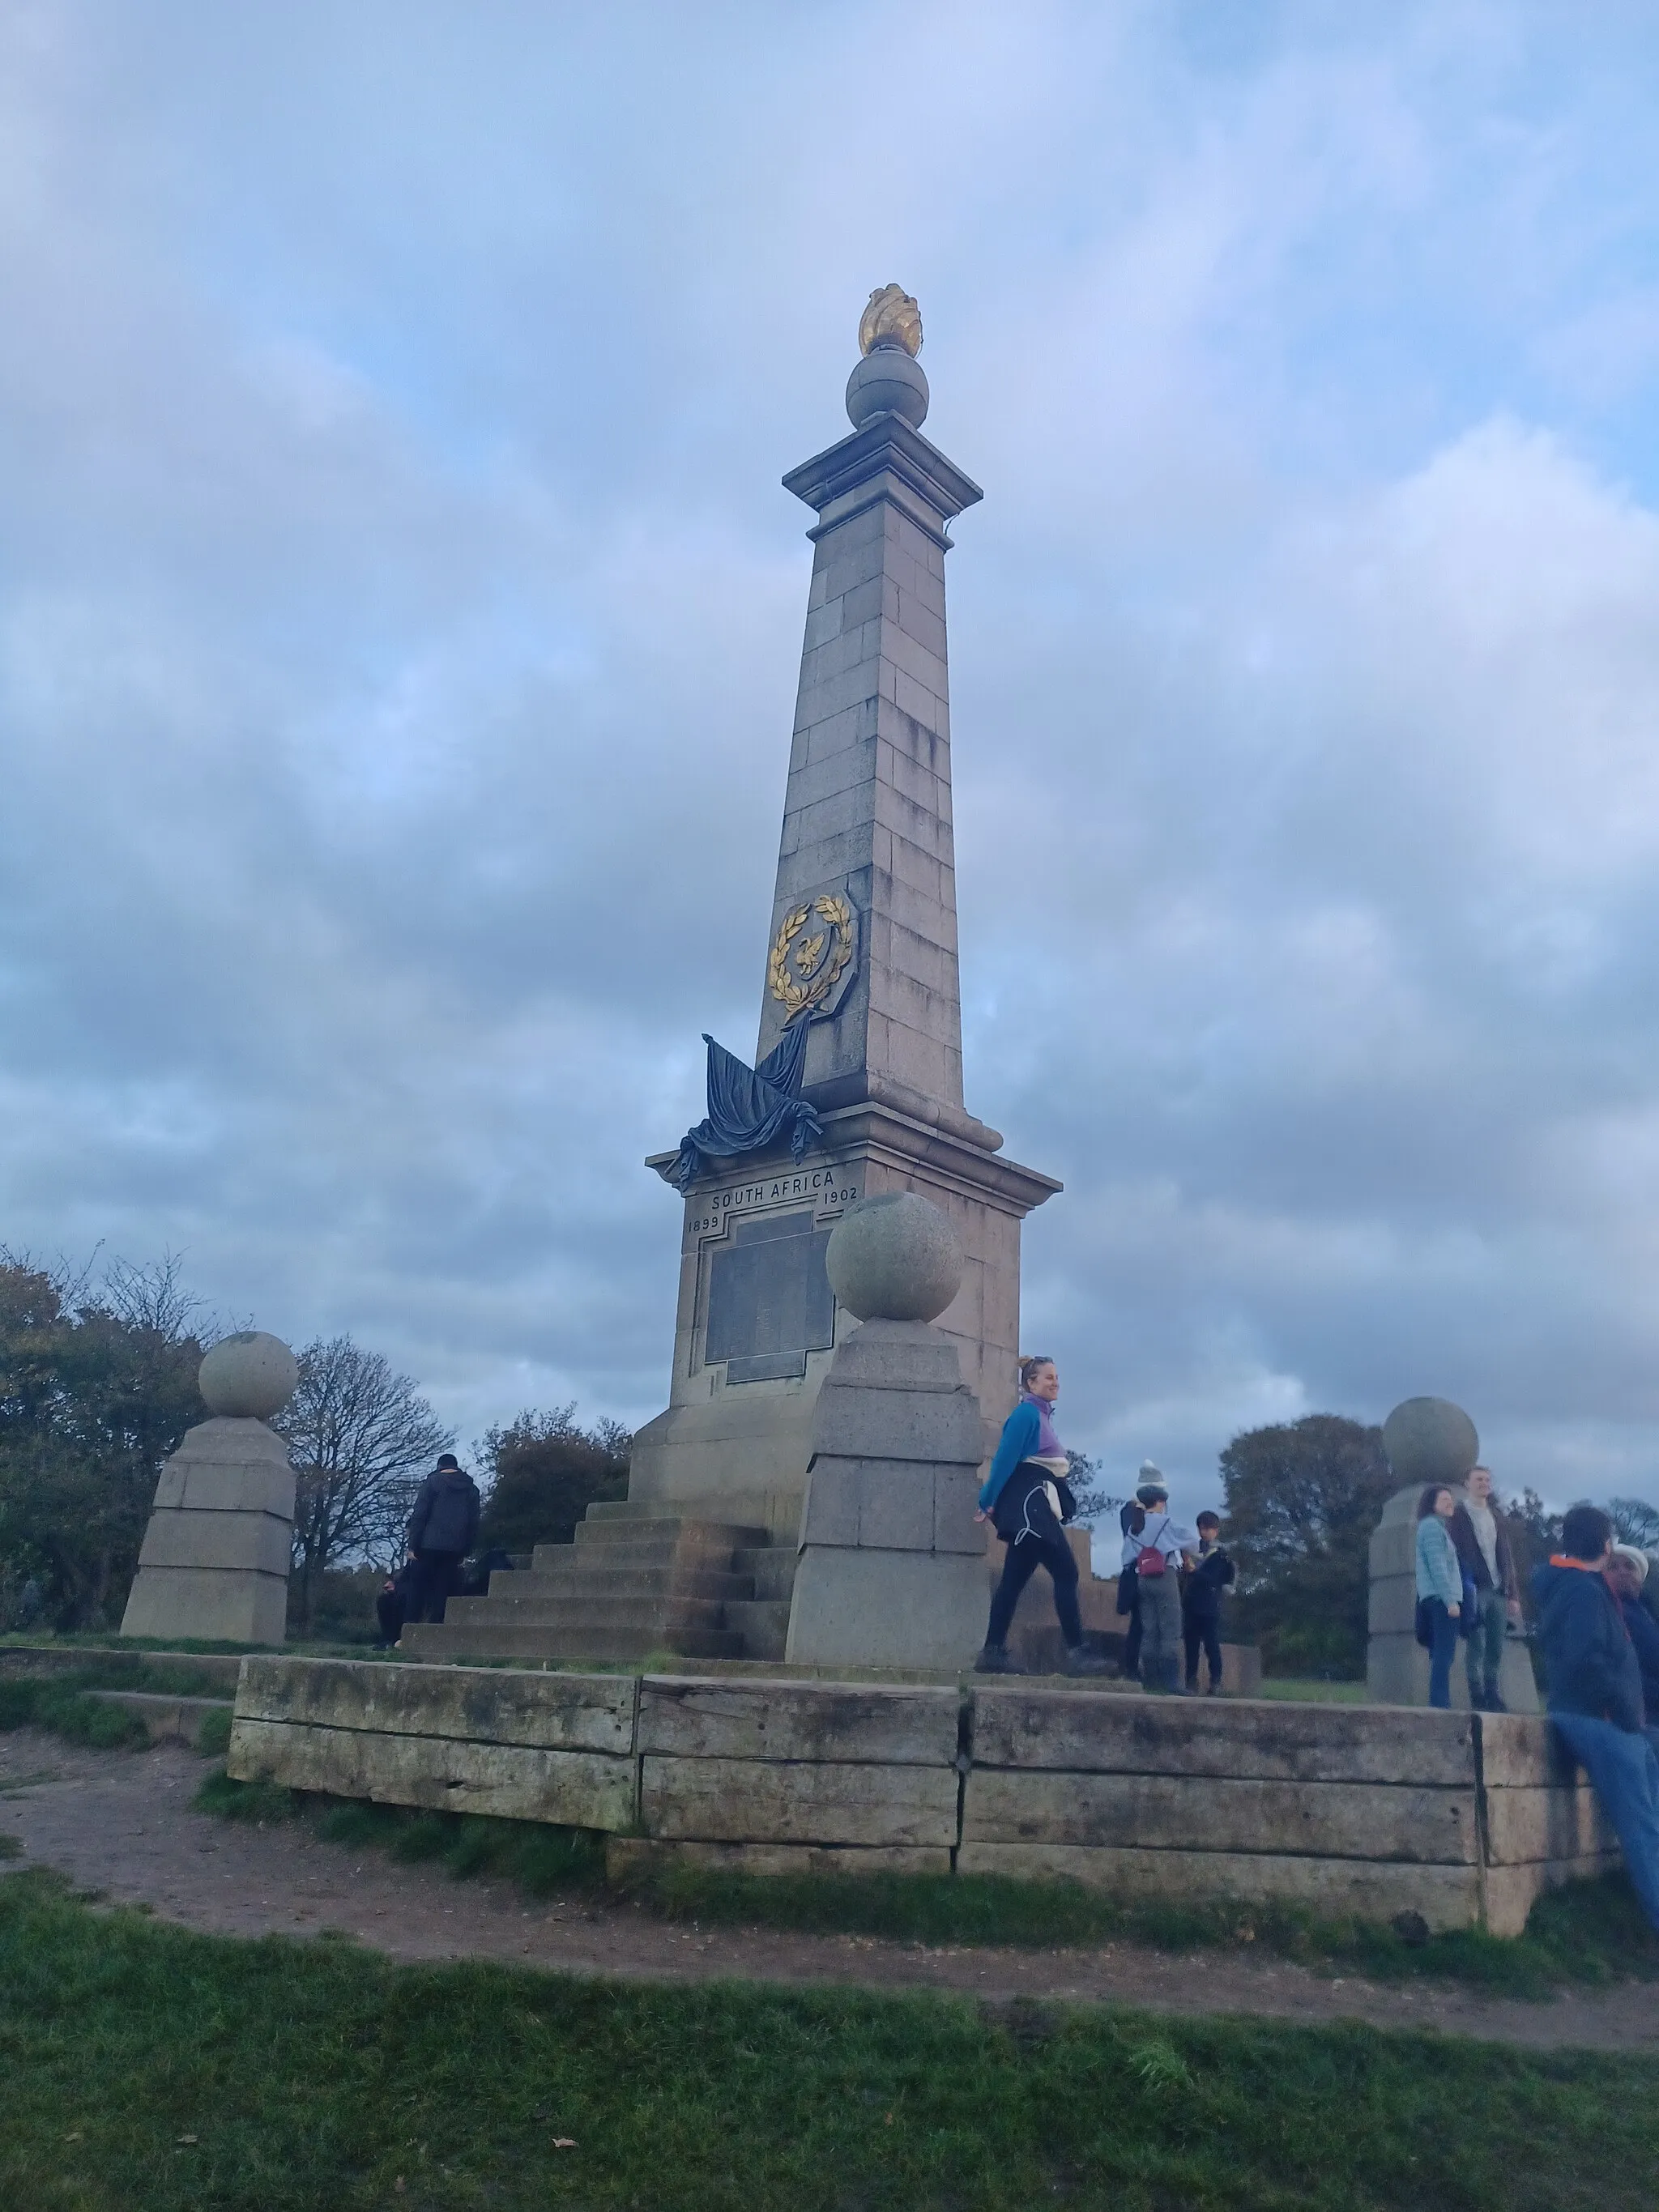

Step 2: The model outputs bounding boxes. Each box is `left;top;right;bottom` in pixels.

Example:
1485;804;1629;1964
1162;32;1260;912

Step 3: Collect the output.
768;894;855;1014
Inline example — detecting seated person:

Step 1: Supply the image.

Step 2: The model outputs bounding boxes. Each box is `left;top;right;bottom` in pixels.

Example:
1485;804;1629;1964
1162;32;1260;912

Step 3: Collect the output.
1533;1506;1659;1933
374;1565;409;1649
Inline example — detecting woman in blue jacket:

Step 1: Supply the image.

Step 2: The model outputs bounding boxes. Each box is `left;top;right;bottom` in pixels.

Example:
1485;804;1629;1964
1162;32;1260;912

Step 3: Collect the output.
1414;1485;1463;1709
974;1355;1109;1677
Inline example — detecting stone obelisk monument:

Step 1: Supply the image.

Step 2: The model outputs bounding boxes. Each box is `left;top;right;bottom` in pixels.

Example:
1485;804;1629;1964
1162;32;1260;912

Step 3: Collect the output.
631;289;1059;1537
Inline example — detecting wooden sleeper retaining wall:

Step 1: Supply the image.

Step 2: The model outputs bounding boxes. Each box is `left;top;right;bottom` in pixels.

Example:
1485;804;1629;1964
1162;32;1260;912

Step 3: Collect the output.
228;1658;1616;1937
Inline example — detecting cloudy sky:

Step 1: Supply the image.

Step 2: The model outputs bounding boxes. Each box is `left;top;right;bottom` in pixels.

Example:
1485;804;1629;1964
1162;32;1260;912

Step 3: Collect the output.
4;2;1659;1510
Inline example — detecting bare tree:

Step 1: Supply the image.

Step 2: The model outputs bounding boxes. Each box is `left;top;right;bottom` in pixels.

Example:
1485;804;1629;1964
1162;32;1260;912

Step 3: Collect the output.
100;1251;226;1345
277;1335;454;1631
1608;1496;1659;1551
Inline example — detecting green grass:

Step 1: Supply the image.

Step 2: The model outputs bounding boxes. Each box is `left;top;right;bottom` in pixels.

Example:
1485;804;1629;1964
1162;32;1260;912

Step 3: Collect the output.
194;1771;1659;2001
1;1869;1656;2210
0;1660;245;1754
0;1677;153;1750
194;1706;233;1757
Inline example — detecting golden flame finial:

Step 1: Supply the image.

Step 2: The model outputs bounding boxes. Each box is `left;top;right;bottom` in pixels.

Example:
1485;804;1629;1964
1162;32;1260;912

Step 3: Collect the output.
858;284;922;358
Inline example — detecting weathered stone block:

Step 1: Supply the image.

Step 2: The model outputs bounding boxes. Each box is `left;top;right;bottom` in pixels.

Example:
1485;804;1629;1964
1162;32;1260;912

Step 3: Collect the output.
134;1508;292;1578
637;1675;958;1764
1482;1853;1624;1938
933;1468;983;1553
854;1465;936;1551
786;1548;985;1670
235;1656;638;1754
1478;1713;1579;1788
641;1753;958;1847
1483;1784;1618;1865
955;1843;1485;1933
120;1563;288;1646
817;1317;966;1391
608;1837;951;1881
970;1686;1479;1786
811;1384;983;1464
228;1717;637;1830
962;1770;1479;1864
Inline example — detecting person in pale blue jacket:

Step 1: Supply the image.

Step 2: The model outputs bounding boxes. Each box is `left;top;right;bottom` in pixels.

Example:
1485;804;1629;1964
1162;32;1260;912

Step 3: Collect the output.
1415;1485;1464;1709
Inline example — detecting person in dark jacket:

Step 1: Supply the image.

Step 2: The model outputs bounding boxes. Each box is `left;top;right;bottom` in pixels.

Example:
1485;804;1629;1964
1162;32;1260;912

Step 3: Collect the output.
1183;1511;1235;1694
401;1453;481;1630
1607;1545;1659;1757
1533;1504;1659;1931
1447;1466;1521;1711
1115;1482;1152;1681
973;1356;1109;1677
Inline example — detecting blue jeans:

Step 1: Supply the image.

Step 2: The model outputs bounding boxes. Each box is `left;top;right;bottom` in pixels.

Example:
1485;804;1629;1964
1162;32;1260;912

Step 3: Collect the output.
1549;1711;1659;1933
1422;1597;1458;1708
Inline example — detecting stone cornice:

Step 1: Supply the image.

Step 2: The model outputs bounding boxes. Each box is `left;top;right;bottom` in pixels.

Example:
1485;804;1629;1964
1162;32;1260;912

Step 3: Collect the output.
783;414;984;540
648;1097;1060;1219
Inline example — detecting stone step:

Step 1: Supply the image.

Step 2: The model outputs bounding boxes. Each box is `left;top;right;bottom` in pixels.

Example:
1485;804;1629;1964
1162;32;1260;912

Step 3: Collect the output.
495;1560;755;1596
535;1540;744;1579
442;1592;731;1634
732;1548;799;1603
723;1600;791;1662
400;1620;744;1662
574;1515;768;1549
84;1690;232;1746
457;1569;756;1615
455;1583;752;1636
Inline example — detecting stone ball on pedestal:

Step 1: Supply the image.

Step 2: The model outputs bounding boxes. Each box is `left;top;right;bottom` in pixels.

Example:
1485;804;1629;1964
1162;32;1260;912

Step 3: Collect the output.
845;346;930;431
198;1331;300;1421
826;1191;963;1323
1381;1396;1478;1490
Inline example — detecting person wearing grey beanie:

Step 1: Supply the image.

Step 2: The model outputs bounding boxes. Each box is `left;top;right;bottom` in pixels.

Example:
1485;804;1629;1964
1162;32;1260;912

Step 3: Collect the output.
1120;1465;1196;1694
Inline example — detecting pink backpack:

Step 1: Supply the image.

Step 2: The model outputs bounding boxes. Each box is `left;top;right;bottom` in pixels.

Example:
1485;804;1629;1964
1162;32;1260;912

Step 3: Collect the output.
1135;1513;1170;1577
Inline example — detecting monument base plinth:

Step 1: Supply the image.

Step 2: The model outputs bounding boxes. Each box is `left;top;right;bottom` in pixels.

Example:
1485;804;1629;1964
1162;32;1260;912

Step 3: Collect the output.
121;1417;296;1647
633;1098;1058;1541
784;1315;987;1670
787;1548;986;1670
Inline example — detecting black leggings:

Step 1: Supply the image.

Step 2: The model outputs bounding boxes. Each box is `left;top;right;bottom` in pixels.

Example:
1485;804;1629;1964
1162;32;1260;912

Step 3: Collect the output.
986;1492;1082;1648
1183;1613;1222;1687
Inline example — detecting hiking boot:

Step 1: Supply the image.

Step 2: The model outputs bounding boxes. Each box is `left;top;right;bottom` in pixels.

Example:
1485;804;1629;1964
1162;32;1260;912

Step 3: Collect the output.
974;1643;1025;1675
1063;1645;1111;1677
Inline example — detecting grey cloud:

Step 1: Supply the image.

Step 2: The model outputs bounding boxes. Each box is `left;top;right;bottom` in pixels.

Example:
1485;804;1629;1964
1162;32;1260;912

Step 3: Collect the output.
2;4;1657;1518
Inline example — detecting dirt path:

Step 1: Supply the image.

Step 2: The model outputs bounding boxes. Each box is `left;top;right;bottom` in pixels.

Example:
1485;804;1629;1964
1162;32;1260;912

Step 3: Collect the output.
2;1731;1657;2051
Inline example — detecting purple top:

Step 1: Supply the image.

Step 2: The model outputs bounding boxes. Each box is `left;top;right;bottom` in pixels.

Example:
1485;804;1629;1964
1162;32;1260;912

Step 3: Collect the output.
1025;1392;1065;1461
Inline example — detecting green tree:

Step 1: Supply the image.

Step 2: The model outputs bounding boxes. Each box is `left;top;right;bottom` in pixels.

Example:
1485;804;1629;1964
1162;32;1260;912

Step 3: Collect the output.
0;1254;208;1629
476;1407;630;1553
1218;1413;1394;1677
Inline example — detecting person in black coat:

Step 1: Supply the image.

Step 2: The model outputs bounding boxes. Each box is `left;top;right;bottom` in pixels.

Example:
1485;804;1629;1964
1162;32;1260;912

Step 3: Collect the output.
1533;1504;1659;1931
401;1454;481;1630
1183;1511;1235;1694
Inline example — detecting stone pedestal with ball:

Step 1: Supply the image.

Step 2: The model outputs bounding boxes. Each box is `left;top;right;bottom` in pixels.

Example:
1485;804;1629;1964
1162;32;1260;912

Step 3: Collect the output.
785;1191;992;1669
120;1330;301;1646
